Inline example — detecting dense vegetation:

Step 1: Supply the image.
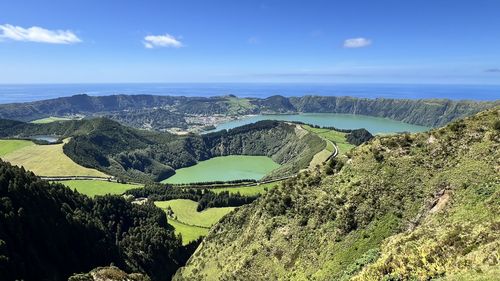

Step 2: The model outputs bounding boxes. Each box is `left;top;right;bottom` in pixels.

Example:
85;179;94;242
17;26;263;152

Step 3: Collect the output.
0;160;197;281
0;94;496;129
345;128;373;145
175;107;500;280
0;118;324;183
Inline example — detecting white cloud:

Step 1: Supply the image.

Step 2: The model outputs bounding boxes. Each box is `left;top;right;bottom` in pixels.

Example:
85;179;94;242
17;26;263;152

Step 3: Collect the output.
143;34;183;49
343;37;372;48
0;24;81;44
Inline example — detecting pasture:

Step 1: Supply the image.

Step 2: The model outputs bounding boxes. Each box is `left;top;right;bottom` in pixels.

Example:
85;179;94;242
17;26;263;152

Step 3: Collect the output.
155;199;234;243
59;180;142;197
0;139;34;156
167;219;208;245
1;139;107;177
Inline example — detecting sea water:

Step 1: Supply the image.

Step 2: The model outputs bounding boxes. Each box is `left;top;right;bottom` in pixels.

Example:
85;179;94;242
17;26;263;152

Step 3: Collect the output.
0;83;498;104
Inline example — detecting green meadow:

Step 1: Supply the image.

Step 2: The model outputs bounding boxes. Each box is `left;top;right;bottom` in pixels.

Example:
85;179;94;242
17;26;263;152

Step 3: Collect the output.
60;180;142;197
167;220;209;245
155;199;235;244
1;139;107;177
0;139;34;156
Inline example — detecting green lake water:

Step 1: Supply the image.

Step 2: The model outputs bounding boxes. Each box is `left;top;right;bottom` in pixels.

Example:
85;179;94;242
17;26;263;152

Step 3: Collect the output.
206;113;429;135
162;155;280;184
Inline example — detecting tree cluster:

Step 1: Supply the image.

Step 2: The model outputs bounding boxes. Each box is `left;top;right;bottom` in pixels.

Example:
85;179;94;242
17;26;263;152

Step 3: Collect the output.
0;160;195;281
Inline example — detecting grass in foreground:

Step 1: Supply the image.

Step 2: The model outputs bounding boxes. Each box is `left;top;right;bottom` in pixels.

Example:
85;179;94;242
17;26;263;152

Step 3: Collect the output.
211;181;281;196
1;139;107;177
0;139;34;156
60;180;142;197
30;116;73;124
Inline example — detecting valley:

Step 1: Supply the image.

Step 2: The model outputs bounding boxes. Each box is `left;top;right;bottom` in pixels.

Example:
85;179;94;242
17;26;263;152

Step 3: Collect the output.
0;95;498;281
2;2;499;280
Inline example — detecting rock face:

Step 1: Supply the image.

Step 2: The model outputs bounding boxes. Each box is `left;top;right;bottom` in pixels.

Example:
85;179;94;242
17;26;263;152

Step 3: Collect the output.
174;107;500;280
69;266;150;281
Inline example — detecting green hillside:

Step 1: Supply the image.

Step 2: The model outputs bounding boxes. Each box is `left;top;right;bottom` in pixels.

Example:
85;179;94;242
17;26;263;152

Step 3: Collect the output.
175;107;500;280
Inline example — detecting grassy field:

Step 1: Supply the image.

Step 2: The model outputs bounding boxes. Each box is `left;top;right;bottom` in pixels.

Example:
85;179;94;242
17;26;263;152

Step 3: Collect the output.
211;181;281;196
155;199;234;244
0;139;34;156
30;116;73;124
155;199;234;228
1;139;107;177
303;125;355;155
167;219;209;245
59;180;142;197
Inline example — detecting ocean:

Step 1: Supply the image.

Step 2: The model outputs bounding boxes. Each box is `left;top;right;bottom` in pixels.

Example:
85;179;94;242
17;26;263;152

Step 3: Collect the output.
0;83;498;104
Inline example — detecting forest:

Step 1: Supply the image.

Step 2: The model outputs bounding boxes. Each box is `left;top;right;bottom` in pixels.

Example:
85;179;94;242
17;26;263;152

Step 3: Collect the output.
0;160;197;281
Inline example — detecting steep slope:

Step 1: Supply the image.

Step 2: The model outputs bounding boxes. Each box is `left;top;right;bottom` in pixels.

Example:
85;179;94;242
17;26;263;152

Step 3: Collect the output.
175;107;499;280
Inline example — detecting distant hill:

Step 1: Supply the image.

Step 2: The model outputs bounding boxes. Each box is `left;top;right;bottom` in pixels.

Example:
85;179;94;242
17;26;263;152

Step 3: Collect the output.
0;94;497;129
175;107;500;280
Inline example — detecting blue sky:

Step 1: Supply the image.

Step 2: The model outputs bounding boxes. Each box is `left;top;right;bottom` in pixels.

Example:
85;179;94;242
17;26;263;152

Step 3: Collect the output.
0;0;499;84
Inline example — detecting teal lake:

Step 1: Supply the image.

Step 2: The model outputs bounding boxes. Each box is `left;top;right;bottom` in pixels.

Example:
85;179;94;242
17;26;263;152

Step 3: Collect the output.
162;155;280;184
207;113;430;134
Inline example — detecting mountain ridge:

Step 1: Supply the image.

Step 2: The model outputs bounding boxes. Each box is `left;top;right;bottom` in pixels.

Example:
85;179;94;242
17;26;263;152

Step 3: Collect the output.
0;94;496;128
